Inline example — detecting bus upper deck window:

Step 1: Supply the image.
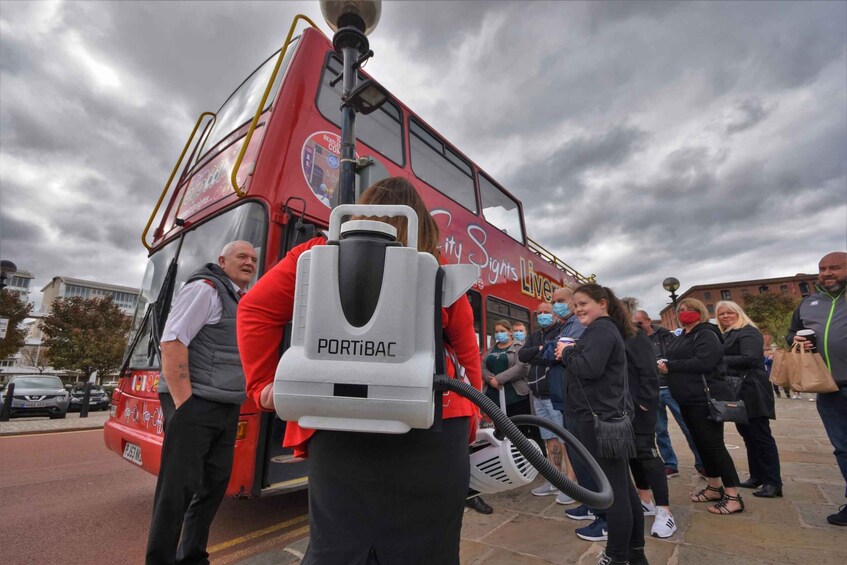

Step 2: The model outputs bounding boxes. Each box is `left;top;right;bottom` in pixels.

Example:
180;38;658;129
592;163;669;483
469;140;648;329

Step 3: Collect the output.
479;174;524;244
409;118;477;213
317;54;404;166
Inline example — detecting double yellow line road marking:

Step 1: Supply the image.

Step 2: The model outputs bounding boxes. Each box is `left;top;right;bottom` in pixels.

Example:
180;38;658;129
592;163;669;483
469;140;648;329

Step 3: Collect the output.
209;513;309;561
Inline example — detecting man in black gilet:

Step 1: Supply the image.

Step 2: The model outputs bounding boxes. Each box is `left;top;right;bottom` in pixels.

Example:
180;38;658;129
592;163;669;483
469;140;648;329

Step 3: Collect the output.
146;241;257;565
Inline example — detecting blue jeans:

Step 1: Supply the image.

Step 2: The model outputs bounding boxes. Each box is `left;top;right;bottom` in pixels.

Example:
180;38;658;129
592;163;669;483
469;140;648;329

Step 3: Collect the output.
656;388;702;470
816;385;847;498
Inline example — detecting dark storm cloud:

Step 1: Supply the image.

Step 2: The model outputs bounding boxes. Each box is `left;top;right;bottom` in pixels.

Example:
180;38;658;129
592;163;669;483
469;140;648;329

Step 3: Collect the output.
0;208;47;244
503;124;648;211
725;98;772;135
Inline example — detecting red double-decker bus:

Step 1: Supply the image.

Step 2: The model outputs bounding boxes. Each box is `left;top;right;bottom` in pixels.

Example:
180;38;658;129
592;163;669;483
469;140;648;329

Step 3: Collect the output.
103;15;593;498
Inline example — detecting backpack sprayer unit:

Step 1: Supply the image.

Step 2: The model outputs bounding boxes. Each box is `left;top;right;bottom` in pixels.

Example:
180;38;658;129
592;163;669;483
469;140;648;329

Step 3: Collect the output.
274;205;612;509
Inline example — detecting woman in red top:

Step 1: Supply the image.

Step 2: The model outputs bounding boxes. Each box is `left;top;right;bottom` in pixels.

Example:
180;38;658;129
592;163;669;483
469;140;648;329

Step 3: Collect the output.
237;177;481;565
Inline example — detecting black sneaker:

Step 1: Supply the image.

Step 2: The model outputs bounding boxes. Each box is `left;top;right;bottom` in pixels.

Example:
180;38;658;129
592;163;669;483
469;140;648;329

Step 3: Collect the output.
465;495;493;515
629;546;649;565
827;504;847;526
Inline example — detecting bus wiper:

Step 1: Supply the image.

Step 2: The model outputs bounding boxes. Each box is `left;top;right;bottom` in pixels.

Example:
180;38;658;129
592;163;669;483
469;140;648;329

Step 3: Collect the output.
149;259;179;359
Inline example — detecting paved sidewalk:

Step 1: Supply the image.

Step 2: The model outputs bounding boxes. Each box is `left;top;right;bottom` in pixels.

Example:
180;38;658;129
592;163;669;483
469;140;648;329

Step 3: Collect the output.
0;410;109;436
256;395;845;565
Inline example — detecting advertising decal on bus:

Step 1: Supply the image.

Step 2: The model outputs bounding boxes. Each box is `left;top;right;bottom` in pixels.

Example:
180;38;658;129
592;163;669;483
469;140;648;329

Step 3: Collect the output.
301;131;356;208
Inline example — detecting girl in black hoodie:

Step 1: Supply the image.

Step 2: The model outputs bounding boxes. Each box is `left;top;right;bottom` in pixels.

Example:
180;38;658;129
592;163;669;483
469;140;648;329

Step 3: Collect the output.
658;298;743;515
556;285;645;565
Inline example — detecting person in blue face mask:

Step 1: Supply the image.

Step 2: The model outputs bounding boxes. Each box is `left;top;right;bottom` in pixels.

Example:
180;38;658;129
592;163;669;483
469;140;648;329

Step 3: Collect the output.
512;322;528;345
467;320;533;515
518;302;571;499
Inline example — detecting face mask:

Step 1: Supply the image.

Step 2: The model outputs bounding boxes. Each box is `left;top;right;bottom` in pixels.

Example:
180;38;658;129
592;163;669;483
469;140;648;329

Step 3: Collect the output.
537;313;554;327
553;303;570;318
678;311;701;325
494;331;510;344
513;331;526;342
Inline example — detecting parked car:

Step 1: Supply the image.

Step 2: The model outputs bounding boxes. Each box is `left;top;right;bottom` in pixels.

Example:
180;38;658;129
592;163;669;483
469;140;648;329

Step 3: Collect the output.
68;385;110;412
0;375;69;419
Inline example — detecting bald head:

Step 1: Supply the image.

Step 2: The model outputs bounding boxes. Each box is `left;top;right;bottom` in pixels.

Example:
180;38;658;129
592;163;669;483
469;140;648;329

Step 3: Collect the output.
552;287;573;303
632;310;653;334
818;252;846;293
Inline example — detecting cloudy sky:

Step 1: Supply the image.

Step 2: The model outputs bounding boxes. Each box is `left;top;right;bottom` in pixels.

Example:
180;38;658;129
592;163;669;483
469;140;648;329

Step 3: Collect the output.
1;0;845;317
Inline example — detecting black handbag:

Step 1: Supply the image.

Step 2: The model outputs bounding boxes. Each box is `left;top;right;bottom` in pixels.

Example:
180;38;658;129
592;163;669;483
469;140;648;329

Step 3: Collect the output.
574;358;636;459
702;374;748;424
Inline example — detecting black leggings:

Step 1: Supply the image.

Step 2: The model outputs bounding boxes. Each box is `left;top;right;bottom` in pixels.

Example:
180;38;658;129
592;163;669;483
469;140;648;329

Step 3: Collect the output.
680;404;740;488
736;416;782;487
570;419;644;561
629;433;669;506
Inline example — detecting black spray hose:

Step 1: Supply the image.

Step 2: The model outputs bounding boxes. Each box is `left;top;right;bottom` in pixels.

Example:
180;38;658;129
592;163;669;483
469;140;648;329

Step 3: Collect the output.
434;376;613;510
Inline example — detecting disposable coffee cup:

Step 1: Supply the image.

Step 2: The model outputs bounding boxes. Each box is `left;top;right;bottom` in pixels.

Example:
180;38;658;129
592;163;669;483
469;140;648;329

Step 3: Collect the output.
796;329;816;351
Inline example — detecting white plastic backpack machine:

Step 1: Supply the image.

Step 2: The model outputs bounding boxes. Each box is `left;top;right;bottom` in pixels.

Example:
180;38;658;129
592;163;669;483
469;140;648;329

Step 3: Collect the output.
274;204;613;508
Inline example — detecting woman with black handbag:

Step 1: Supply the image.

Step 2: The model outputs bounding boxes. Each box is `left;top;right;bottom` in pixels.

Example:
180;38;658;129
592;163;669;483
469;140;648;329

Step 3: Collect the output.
716;300;783;498
555;284;645;565
657;298;744;515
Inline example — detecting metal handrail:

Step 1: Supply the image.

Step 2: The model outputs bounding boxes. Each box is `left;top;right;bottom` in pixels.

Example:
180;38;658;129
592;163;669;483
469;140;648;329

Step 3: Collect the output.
527;237;596;284
229;13;323;197
142;111;216;250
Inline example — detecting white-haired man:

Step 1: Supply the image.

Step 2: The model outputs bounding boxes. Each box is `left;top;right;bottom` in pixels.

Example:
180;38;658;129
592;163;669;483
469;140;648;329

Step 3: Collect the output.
147;241;258;564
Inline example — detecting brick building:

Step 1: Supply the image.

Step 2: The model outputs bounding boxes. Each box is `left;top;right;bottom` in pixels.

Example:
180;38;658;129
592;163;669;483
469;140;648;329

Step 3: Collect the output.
659;273;818;330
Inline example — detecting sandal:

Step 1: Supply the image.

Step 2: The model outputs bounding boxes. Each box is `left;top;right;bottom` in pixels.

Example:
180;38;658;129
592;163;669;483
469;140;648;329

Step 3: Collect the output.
691;485;724;502
708;493;744;515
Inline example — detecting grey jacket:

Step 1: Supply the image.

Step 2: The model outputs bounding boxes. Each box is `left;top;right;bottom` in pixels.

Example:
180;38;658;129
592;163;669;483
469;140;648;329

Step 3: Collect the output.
185;264;247;404
787;285;847;385
482;342;530;396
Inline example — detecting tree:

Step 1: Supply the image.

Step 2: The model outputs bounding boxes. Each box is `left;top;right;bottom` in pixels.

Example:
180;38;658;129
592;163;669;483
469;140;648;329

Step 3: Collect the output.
0;290;33;360
743;293;798;348
19;346;50;373
41;296;131;381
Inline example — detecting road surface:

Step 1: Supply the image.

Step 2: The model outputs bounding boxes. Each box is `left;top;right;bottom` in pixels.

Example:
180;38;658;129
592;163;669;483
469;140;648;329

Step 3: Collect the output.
0;428;309;564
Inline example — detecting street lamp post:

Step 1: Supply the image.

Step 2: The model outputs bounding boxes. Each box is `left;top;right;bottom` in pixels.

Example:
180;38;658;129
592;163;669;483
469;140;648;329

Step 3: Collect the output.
319;0;383;207
663;277;680;308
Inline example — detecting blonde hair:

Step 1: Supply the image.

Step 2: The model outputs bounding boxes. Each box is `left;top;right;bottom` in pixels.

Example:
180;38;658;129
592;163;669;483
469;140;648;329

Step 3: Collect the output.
357;177;440;258
715;300;757;332
677;297;709;324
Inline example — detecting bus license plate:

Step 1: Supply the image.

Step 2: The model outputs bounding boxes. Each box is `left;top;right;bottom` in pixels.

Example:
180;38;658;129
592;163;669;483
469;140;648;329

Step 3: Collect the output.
123;443;143;466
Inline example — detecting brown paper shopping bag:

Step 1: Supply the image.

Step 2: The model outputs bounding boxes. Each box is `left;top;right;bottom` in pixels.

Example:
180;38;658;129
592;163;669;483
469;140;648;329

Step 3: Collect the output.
770;345;797;388
790;345;838;393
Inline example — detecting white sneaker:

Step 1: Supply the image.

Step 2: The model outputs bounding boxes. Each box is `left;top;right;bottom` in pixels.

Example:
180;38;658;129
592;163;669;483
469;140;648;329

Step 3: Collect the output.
641;499;656;516
555;491;576;505
531;481;559;496
651;507;677;538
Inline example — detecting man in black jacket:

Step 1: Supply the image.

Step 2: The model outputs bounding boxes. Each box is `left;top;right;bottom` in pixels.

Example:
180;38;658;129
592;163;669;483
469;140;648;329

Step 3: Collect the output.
519;302;566;497
632;310;702;477
625;328;676;538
